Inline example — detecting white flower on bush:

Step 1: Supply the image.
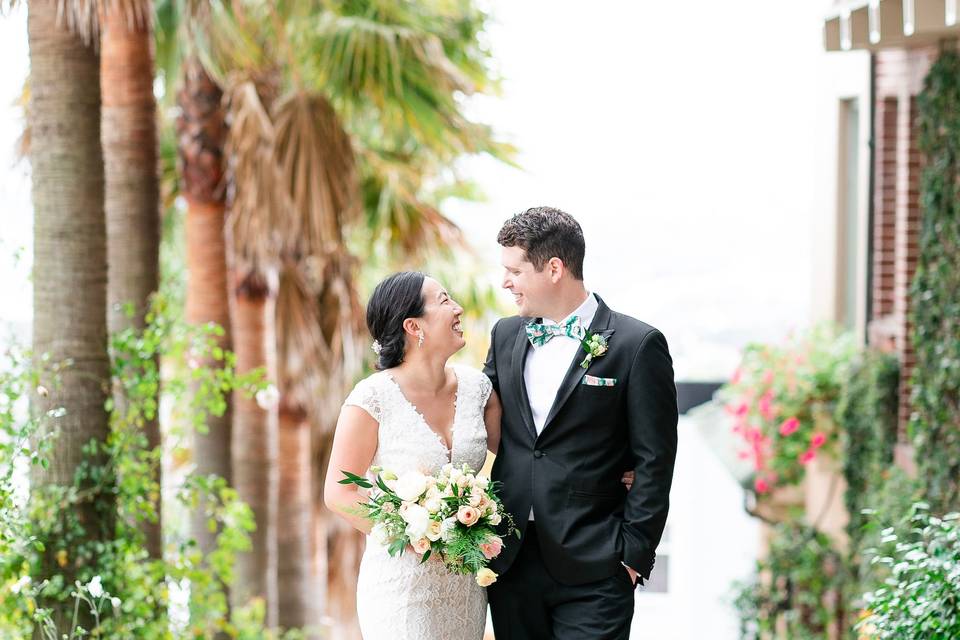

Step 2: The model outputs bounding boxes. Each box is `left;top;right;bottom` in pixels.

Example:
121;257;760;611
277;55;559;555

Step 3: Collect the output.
10;575;30;594
255;384;279;410
110;596;121;609
394;471;429;502
87;575;104;598
401;503;431;539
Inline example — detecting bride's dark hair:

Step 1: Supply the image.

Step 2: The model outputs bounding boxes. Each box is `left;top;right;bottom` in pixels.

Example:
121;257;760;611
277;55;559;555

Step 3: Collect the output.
366;271;427;370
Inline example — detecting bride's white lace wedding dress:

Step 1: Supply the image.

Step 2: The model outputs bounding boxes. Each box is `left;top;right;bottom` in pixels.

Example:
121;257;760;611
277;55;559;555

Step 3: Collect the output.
343;364;492;640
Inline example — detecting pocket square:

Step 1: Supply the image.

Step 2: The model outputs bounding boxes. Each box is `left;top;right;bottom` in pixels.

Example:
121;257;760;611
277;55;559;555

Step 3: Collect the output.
582;375;617;387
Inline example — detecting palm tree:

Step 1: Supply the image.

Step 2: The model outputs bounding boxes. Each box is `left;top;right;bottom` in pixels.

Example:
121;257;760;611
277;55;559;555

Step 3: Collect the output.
101;0;163;560
26;0;114;630
193;2;512;634
175;55;235;569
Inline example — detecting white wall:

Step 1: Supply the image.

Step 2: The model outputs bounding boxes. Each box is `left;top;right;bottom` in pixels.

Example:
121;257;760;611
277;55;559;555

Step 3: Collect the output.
630;415;758;640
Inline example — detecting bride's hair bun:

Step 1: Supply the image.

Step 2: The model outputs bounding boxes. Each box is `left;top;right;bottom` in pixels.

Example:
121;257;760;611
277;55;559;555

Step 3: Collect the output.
366;271;426;370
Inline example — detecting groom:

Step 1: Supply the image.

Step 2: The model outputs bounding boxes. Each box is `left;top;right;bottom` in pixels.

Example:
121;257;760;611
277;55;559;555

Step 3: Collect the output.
483;206;678;639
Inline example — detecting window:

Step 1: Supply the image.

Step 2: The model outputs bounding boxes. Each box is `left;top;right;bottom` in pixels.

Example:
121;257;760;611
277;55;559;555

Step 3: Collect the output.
837;98;862;330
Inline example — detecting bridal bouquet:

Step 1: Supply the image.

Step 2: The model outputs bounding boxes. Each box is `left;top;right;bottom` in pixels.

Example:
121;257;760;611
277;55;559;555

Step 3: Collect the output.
339;463;518;586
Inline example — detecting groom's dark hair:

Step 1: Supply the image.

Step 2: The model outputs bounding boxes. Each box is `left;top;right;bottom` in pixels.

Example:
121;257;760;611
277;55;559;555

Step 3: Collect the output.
497;206;585;280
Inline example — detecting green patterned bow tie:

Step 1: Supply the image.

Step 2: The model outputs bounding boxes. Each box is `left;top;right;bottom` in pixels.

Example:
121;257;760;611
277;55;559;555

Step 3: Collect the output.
526;315;585;347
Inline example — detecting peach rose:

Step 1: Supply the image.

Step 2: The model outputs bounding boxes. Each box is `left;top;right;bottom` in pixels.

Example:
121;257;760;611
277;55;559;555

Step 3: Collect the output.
457;505;480;527
411;537;431;555
479;537;503;560
475;568;498;587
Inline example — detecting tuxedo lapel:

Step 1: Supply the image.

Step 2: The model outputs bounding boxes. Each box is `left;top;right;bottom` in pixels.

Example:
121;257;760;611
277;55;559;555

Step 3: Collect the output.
511;320;539;442
540;297;616;435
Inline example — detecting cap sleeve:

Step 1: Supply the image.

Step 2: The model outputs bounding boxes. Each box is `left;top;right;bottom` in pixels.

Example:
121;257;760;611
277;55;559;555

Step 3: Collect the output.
478;369;493;409
343;376;382;423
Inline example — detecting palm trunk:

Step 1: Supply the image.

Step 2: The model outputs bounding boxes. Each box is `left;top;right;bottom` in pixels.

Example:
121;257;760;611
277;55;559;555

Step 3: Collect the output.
229;270;278;624
277;402;316;632
28;0;114;631
176;58;233;557
316;435;364;640
101;4;162;560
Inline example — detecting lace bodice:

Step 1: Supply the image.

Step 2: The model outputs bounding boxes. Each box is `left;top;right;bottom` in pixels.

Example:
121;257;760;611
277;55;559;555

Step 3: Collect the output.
343;364;492;476
344;364;492;640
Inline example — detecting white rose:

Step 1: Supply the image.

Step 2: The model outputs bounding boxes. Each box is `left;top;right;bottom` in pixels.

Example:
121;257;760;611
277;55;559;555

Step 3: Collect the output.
394;471;429;502
425;520;444;541
468;492;483;507
370;523;391;546
488;512;502;526
424;496;443;514
401;503;431;539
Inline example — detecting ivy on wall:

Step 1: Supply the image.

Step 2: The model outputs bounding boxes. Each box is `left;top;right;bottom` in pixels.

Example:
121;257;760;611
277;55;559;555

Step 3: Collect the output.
911;49;960;513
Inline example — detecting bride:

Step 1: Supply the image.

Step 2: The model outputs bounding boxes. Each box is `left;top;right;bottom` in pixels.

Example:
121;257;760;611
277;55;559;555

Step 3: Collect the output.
324;271;501;639
324;271;634;638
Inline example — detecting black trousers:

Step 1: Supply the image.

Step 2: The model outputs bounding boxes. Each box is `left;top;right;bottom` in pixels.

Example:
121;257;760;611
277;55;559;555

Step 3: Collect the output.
488;523;636;640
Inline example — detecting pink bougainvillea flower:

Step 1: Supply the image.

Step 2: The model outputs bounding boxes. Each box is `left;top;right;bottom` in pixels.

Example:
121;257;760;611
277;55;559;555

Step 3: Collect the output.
799;450;816;465
759;391;776;421
762;370;774;385
779;417;800;437
810;432;827;448
754;477;771;494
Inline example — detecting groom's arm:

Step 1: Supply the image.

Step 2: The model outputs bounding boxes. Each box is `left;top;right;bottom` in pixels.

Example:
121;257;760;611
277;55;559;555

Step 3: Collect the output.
621;329;678;582
482;319;501;396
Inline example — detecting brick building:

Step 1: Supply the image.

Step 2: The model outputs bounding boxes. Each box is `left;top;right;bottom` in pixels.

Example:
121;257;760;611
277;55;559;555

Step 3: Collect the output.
820;0;957;464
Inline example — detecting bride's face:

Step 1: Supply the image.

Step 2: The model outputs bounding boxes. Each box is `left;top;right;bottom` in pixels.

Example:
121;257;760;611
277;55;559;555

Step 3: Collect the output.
415;277;465;356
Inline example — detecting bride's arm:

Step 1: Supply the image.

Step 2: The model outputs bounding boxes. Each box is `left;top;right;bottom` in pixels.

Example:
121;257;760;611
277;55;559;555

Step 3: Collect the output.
484;390;502;455
323;405;379;534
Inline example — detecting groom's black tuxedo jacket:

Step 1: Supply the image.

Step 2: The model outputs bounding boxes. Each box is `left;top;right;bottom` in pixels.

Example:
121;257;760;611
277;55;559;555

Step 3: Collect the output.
483;296;678;586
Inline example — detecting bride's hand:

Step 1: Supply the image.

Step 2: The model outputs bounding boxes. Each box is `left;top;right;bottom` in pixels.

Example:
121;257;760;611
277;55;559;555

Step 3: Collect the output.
621;470;635;491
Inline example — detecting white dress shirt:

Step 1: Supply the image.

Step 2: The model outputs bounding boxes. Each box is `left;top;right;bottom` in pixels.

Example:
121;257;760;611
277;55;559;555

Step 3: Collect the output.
524;293;598;522
523;292;599;435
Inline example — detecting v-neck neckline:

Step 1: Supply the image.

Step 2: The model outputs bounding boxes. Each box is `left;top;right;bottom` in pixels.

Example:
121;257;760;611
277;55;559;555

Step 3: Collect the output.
383;367;461;462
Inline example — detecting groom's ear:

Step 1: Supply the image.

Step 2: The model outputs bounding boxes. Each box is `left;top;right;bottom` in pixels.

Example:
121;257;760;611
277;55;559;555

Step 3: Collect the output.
547;257;565;283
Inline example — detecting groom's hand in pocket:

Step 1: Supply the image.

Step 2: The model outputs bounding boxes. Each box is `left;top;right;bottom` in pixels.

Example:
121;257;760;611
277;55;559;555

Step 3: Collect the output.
621;470;635;491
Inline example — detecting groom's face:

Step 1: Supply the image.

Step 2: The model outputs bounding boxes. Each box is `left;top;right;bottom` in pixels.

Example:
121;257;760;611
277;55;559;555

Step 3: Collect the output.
501;246;554;318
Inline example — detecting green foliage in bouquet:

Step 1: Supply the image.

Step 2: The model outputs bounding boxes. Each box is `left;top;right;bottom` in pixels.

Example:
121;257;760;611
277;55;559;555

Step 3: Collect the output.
340;463;518;582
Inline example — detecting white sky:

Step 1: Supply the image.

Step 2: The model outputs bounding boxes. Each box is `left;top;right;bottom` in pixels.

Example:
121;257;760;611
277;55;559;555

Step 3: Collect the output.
1;1;837;380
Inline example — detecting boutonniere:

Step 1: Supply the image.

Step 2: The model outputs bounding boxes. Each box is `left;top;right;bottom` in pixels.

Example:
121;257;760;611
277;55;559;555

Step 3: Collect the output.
579;331;609;369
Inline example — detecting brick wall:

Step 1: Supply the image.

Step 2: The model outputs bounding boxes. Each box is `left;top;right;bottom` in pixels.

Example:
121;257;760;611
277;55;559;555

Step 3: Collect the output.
868;47;938;442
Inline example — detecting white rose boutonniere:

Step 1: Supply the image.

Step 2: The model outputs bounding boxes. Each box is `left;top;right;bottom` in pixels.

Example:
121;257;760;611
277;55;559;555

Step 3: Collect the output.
579;331;609;369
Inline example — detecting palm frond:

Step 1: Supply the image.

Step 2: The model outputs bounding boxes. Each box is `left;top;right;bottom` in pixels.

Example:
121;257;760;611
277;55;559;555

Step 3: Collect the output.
272;91;359;258
275;256;364;425
224;79;287;272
